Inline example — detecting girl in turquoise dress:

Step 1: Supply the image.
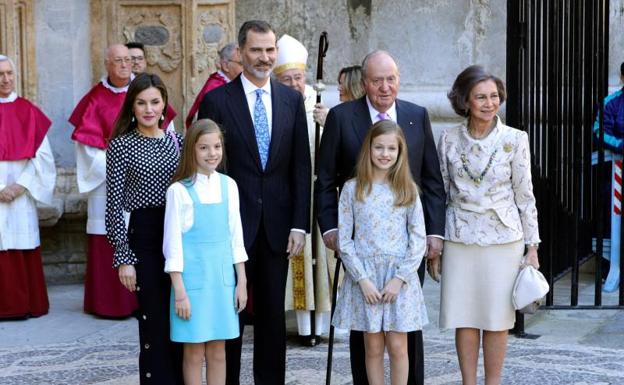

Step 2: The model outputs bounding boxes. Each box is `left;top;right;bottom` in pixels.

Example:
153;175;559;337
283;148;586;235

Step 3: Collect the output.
163;119;248;385
332;120;428;385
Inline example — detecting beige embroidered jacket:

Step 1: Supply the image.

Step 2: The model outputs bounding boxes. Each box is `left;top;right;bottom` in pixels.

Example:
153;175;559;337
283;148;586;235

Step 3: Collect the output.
437;117;540;246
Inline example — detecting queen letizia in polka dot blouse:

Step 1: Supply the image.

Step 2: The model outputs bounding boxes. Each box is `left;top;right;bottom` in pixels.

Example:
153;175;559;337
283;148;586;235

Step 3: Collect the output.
105;130;183;267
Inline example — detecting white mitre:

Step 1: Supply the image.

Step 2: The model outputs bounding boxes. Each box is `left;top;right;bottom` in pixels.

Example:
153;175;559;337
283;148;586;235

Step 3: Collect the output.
274;34;308;75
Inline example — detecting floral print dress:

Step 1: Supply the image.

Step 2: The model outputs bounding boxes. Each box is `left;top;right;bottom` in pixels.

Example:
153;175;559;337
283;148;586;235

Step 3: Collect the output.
331;180;429;332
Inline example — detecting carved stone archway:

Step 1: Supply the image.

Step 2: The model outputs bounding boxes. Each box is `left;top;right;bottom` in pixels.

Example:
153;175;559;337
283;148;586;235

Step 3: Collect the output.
0;0;37;100
90;0;235;129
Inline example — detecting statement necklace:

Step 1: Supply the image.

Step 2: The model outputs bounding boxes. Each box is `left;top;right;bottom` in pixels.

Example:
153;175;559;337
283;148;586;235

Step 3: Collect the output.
460;149;498;186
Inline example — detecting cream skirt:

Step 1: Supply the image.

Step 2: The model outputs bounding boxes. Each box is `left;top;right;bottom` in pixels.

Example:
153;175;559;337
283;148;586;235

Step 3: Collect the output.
439;240;524;331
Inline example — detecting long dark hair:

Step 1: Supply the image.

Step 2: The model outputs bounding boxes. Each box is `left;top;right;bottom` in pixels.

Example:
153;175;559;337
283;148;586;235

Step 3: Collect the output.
110;73;169;140
171;119;225;186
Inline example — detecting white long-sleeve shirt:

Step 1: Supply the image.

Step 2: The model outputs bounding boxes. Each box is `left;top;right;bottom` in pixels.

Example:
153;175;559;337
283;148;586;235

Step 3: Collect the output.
163;172;248;272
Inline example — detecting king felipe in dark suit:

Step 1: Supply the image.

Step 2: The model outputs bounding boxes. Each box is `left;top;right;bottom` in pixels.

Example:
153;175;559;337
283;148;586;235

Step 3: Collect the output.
198;20;311;385
315;51;446;385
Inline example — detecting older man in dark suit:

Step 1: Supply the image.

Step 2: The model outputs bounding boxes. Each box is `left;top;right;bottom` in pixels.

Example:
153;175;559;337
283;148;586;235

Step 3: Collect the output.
315;50;446;385
198;20;311;385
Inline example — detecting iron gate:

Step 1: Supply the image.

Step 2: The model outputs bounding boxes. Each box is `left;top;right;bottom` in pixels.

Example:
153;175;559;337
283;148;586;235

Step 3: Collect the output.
506;0;623;310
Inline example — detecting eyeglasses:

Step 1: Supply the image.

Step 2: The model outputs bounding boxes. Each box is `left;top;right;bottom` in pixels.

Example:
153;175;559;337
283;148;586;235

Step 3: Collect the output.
111;57;131;65
130;56;145;62
228;60;243;66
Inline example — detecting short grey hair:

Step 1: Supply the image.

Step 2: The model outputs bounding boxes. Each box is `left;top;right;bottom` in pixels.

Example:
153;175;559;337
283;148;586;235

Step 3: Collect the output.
361;50;399;80
0;54;17;72
218;43;238;61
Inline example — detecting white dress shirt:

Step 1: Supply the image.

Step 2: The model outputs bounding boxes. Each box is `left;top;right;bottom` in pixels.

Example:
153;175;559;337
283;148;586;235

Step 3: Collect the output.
366;97;397;123
240;72;273;134
239;72;305;235
163;172;249;272
321;98;442;240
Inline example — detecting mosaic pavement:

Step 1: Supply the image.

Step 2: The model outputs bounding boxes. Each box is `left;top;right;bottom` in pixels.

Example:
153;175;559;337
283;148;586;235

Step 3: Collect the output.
1;327;623;385
1;282;623;385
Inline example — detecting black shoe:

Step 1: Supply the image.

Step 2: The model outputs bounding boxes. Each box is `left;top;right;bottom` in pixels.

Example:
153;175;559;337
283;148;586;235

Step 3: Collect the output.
299;335;320;347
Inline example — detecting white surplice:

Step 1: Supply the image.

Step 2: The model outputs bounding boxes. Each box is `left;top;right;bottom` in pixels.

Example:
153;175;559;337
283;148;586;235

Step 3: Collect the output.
0;136;56;251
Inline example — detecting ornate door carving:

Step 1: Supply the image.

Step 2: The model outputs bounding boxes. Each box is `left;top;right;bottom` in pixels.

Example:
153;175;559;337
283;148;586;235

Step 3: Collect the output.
0;0;36;100
90;0;235;129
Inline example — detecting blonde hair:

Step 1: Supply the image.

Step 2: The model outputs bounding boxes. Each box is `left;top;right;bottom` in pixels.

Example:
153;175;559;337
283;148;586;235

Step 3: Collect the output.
171;119;225;185
354;120;418;206
338;65;365;101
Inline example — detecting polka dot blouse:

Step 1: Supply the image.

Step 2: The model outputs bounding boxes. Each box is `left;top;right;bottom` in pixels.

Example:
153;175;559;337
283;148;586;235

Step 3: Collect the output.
105;130;183;267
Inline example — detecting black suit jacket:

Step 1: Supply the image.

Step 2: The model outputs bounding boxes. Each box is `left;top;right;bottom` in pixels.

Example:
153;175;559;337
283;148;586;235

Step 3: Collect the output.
315;96;445;236
198;76;311;252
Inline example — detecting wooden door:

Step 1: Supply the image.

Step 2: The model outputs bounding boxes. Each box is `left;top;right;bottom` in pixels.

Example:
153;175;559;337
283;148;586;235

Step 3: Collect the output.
0;0;36;100
90;0;235;130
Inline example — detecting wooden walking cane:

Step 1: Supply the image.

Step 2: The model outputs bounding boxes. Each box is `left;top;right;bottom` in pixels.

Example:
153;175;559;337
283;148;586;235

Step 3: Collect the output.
325;254;341;385
309;31;329;348
308;31;340;385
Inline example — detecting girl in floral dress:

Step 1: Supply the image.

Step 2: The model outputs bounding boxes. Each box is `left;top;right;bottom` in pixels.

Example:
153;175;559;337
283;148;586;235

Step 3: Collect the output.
332;120;428;385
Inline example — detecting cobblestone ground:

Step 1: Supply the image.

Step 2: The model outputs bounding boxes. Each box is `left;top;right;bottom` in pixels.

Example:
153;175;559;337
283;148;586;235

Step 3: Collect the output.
1;283;623;385
1;326;623;384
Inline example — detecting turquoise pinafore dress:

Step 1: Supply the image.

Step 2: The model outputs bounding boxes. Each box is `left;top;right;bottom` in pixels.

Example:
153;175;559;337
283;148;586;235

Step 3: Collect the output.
170;174;240;343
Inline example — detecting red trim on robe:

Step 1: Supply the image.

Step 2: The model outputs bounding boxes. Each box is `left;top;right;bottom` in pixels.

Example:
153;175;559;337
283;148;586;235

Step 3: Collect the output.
69;82;178;149
163;103;177;130
69;83;127;149
185;72;227;129
0;97;51;161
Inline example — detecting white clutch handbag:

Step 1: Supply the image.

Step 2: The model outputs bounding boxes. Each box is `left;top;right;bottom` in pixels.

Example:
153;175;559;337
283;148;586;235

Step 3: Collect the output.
512;265;549;314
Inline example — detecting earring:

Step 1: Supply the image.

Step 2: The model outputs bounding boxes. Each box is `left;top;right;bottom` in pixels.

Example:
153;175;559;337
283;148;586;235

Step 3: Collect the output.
131;116;136;123
160;115;164;121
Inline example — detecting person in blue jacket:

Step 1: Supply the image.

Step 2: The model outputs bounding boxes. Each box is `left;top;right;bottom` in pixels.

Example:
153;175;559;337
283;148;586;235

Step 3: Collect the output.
593;61;624;293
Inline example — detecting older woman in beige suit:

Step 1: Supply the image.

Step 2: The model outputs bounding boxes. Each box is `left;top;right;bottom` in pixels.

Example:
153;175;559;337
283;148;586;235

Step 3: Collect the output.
433;65;540;385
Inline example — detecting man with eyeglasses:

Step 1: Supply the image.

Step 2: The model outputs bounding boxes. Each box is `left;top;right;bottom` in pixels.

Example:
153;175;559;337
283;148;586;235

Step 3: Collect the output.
315;50;446;385
185;42;243;128
69;44;176;319
126;42;147;74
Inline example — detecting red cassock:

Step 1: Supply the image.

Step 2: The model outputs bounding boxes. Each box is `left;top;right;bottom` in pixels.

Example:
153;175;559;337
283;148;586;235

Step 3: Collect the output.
0;97;52;319
185;72;227;129
70;82;177;148
69;81;177;318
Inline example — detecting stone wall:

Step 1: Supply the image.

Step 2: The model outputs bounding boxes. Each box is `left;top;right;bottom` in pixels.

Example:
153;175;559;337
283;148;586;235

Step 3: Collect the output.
32;0;624;283
236;0;507;130
35;0;91;283
35;0;92;168
610;1;624;91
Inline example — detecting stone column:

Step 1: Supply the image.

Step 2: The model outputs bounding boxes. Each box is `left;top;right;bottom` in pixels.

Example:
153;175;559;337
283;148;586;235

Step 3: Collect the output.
35;0;92;283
